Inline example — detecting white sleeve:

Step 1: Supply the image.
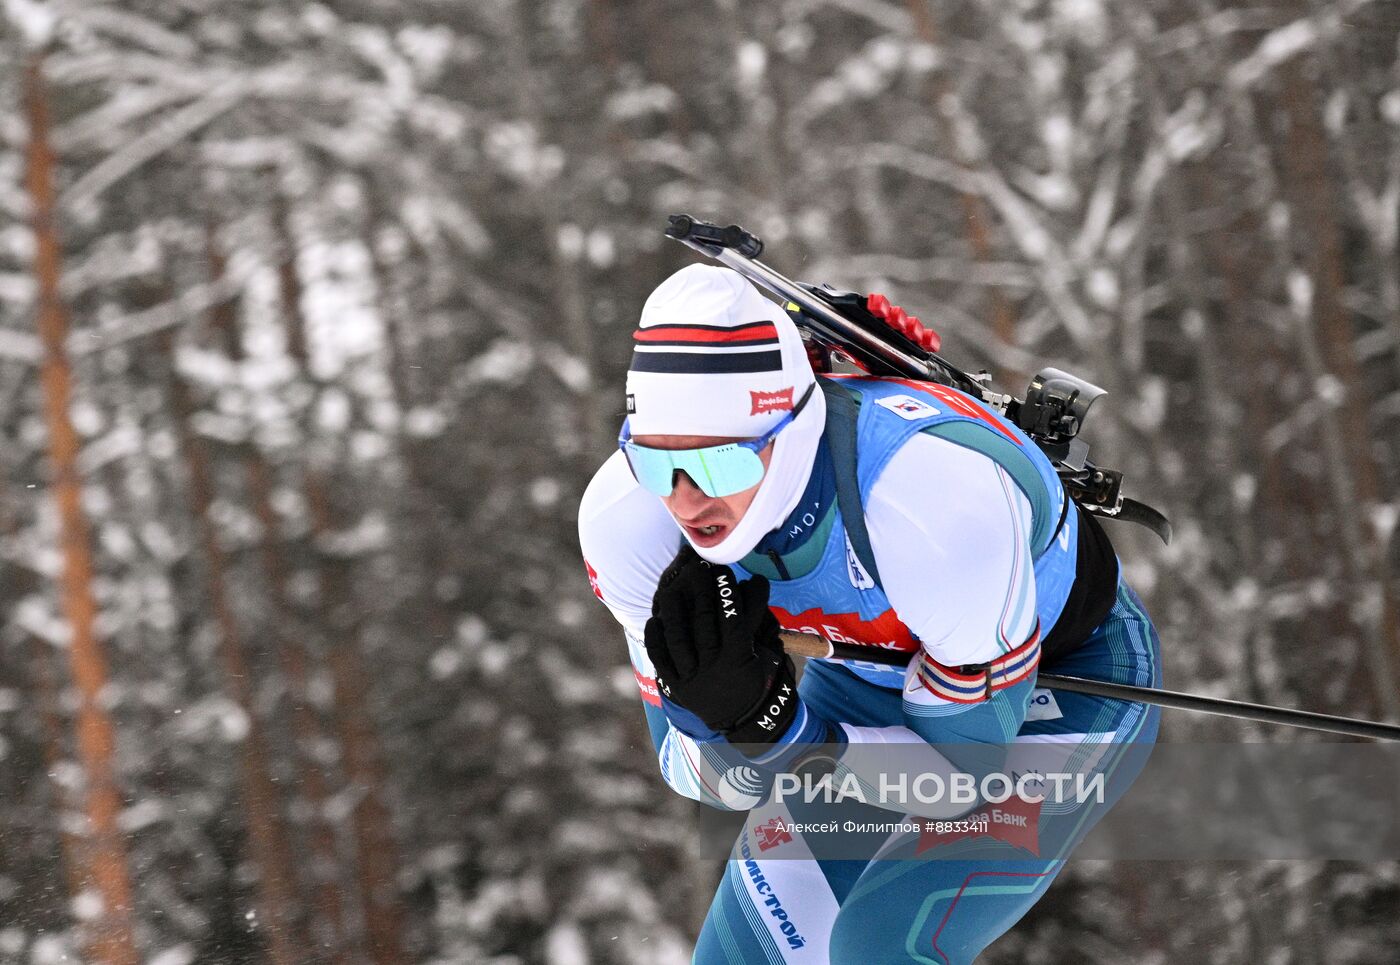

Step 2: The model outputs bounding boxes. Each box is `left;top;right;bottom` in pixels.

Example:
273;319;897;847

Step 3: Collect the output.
864;431;1038;668
579;453;755;810
577;450;680;638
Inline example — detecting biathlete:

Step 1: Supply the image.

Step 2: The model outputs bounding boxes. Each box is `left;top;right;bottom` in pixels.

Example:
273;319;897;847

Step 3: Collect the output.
579;264;1161;964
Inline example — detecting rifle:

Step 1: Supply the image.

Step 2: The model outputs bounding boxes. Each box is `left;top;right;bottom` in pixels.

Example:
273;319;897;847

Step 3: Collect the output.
664;214;1171;544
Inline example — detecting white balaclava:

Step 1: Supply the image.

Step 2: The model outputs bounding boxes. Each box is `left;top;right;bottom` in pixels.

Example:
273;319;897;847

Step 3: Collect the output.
625;264;825;565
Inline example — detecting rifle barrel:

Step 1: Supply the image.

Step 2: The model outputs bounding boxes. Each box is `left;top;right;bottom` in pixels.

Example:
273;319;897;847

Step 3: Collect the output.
667;227;940;381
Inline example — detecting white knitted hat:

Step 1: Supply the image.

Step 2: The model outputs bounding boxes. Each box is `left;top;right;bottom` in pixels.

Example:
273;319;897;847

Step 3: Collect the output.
625;265;825;564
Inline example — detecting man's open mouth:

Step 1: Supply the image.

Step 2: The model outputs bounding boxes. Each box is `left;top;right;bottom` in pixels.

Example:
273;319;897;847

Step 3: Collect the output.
684;521;728;544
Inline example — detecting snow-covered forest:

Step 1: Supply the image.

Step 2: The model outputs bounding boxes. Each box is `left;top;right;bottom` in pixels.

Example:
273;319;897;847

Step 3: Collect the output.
1;1;1398;962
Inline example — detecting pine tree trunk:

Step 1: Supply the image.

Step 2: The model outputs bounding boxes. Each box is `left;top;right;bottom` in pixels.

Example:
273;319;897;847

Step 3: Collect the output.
503;2;604;455
22;52;141;965
157;319;310;965
586;0;620;75
205;224;351;963
1203;69;1364;719
275;195;408;965
1278;61;1400;721
360;196;460;705
1196;162;1293;703
903;0;1020;387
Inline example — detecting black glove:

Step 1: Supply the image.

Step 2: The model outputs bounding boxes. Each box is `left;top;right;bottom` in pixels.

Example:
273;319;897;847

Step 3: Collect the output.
644;546;799;744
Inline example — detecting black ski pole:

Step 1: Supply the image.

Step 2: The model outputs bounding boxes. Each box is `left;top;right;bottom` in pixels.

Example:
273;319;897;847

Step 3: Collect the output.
780;632;1400;742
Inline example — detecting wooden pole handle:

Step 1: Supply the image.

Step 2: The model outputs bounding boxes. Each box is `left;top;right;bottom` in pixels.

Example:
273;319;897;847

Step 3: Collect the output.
779;631;914;664
779;631;834;659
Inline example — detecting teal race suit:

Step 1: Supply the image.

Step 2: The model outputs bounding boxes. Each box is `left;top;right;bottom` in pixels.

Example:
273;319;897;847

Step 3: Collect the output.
579;376;1161;964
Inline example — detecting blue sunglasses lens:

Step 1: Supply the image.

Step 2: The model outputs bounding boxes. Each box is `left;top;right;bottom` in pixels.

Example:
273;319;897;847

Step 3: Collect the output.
624;442;766;498
617;382;813;498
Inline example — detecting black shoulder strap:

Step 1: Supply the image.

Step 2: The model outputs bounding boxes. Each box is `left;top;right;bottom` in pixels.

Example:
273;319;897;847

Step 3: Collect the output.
819;378;883;588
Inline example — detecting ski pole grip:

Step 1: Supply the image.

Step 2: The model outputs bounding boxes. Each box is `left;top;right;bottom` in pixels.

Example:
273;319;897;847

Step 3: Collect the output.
780;631;835;660
781;632;914;666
